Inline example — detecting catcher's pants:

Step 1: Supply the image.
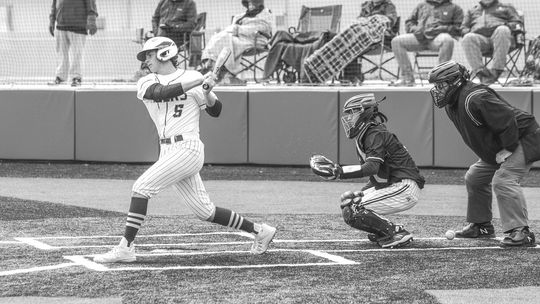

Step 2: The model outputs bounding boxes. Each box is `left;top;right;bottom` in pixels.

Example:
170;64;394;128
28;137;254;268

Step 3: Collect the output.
360;179;421;215
55;29;87;80
465;143;530;232
132;139;215;221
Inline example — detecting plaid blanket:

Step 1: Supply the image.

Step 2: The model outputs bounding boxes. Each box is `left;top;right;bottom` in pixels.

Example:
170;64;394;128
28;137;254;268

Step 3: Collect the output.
304;15;390;83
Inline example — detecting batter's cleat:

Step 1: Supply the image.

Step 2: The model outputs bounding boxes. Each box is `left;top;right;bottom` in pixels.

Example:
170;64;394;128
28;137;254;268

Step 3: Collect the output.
250;223;276;254
501;227;536;247
378;226;413;249
455;222;495;238
93;237;136;263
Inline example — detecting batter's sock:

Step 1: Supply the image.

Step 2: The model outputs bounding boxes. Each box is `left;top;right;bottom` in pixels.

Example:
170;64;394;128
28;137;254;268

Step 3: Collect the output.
123;197;148;246
212;207;257;233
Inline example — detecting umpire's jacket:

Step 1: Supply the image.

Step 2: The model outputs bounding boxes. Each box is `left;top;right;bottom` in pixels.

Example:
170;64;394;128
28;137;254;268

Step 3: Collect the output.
445;82;540;165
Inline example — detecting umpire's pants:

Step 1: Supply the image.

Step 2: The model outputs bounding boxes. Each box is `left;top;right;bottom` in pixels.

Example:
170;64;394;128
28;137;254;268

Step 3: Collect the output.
465;143;531;232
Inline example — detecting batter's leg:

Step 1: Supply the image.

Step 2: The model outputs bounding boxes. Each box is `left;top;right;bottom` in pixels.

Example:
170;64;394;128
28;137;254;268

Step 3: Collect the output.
174;174;276;254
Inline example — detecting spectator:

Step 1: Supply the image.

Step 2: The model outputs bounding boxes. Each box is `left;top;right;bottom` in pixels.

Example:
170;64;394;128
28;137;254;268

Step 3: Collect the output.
428;61;538;247
389;0;463;87
152;0;197;48
200;0;273;85
461;0;523;85
49;0;98;87
340;0;398;85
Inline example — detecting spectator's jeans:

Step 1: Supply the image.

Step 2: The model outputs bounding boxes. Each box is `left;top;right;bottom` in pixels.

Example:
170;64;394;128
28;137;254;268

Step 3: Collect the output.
465;143;531;232
461;26;513;74
390;33;455;79
55;29;87;80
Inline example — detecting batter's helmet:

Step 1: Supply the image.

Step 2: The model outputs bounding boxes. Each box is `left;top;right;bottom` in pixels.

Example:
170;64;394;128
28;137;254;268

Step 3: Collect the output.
341;93;385;139
137;37;178;62
428;61;470;108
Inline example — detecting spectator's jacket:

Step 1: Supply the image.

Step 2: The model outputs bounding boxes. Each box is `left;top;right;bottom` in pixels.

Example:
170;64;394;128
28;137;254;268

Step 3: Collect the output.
445;82;539;165
359;0;398;38
230;7;273;48
405;0;464;42
461;0;522;38
50;0;98;35
152;0;197;35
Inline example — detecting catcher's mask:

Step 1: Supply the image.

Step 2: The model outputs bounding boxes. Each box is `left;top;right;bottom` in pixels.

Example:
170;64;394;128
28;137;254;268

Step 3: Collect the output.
341;93;385;139
428;60;469;108
137;37;178;62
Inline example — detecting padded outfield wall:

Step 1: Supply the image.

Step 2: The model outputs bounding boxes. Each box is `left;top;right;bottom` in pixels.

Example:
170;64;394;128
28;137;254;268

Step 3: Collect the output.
0;86;537;168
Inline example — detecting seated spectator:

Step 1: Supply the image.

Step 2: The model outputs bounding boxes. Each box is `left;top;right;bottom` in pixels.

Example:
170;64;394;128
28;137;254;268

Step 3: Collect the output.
152;0;197;48
461;0;523;85
200;0;273;85
389;0;463;87
340;0;398;85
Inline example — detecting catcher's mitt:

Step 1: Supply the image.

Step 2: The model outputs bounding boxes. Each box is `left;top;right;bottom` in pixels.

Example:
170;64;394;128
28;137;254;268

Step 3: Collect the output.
309;154;342;180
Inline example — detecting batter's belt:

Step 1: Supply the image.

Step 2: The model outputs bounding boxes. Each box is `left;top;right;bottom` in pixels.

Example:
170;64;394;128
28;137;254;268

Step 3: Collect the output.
160;133;199;144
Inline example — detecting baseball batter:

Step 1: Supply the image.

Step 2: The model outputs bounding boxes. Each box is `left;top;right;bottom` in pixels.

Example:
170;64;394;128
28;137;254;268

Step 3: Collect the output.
94;37;276;263
310;93;425;248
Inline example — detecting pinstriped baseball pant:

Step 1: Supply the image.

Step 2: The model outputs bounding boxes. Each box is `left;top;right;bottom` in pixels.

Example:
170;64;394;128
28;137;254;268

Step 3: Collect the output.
132;139;215;220
461;26;513;74
359;179;421;215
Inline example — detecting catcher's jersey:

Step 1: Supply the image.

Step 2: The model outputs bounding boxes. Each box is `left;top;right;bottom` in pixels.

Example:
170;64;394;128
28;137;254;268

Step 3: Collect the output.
356;123;425;189
137;70;207;139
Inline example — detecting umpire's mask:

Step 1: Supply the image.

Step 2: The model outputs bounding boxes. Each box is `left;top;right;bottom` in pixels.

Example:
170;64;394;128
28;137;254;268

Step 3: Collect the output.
428;61;469;108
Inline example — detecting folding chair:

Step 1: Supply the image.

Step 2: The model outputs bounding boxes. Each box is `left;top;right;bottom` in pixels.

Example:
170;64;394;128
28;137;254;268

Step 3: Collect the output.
270;5;342;83
413;50;439;86
474;11;526;86
359;16;401;81
237;30;272;83
177;12;207;69
292;5;342;34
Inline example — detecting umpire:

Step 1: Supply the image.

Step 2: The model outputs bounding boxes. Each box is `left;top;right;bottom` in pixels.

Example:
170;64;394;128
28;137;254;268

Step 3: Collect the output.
428;60;539;247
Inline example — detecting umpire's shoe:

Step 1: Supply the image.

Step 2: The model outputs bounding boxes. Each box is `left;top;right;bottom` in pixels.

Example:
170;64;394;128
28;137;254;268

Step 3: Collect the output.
501;226;536;247
378;226;413;249
455;222;495;238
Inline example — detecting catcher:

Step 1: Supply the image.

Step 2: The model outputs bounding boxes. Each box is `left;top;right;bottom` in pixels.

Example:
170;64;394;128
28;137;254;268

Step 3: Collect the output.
310;93;425;248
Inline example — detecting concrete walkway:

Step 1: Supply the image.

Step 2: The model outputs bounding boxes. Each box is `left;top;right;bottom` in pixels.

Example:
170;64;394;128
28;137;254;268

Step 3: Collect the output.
1;177;540;219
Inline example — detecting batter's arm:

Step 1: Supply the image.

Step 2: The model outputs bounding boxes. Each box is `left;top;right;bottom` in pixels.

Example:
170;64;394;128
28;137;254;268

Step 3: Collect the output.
142;76;204;102
204;91;222;117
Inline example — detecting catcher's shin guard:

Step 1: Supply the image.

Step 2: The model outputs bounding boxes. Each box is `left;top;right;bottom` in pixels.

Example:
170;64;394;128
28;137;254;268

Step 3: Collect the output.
341;206;395;237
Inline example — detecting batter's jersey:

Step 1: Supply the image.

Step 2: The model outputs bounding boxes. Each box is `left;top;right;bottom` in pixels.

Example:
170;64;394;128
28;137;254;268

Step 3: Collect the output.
356;123;425;189
136;69;207;139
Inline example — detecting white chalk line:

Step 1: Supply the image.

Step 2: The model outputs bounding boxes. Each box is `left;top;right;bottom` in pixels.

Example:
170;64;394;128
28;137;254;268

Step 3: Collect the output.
0;262;76;277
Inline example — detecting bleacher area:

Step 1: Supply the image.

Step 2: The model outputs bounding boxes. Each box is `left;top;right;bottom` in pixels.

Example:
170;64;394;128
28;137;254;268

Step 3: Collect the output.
1;0;539;85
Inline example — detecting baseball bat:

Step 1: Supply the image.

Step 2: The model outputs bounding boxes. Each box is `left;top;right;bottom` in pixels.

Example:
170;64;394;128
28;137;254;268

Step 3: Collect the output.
202;47;232;90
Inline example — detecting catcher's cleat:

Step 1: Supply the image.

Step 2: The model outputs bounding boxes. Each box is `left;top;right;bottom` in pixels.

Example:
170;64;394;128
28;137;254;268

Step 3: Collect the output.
367;233;388;243
378;226;413;249
93;237;136;263
501;227;536;247
251;223;276;255
455;222;495;238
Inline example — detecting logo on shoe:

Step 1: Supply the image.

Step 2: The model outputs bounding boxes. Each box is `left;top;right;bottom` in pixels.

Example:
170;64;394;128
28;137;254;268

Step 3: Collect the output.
480;228;489;235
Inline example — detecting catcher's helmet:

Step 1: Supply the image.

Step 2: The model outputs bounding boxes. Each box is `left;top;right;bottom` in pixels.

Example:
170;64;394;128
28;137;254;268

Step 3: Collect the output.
137;37;178;62
428;60;470;108
341;93;384;139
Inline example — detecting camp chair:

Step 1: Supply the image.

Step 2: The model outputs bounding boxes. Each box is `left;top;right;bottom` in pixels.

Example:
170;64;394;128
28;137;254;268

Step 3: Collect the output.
270;5;342;84
177;12;207;69
359;16;401;81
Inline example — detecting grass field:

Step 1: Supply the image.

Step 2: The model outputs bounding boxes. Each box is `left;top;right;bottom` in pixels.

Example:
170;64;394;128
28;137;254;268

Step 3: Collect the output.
1;162;540;304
